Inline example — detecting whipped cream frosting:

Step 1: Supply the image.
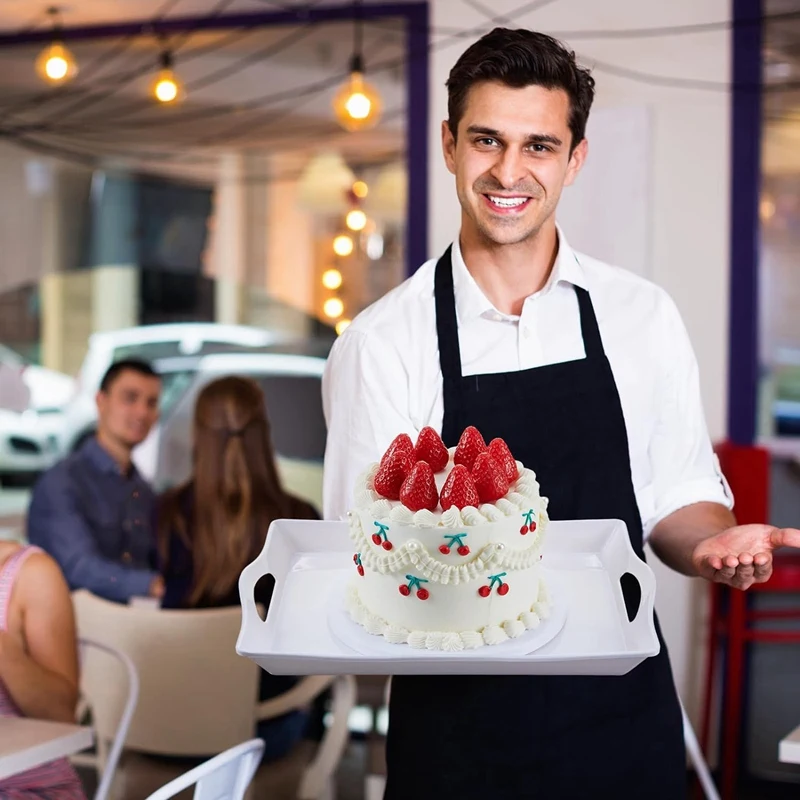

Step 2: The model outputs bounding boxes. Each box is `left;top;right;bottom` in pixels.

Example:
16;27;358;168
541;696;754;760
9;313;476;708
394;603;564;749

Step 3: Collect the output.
354;448;548;527
346;579;551;650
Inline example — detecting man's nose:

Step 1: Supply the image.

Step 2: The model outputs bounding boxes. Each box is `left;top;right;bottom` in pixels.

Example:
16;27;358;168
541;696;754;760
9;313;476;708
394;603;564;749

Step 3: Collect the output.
490;148;526;189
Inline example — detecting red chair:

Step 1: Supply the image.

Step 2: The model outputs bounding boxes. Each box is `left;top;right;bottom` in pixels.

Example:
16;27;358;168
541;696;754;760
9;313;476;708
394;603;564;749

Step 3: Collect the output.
700;442;800;799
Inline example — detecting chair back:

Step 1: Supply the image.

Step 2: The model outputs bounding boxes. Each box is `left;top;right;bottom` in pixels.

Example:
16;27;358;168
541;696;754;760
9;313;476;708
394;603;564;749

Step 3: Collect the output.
143;739;264;800
73;590;260;756
78;637;139;800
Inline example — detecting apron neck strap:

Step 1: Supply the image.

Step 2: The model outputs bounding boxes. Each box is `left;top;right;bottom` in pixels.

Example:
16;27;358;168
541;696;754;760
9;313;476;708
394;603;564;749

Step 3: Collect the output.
434;247;607;385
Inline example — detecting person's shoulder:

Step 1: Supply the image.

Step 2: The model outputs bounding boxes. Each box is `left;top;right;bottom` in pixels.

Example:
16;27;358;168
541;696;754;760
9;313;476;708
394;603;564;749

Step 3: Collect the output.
30;451;80;499
576;250;682;323
17;547;69;594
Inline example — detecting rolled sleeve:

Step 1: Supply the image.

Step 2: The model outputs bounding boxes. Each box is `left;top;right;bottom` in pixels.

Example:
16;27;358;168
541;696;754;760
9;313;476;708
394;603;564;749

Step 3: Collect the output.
27;473;157;603
322;328;417;521
643;295;734;538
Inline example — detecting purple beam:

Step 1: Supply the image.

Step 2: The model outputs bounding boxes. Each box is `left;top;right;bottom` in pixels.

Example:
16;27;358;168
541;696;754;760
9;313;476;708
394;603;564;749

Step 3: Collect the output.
404;2;429;275
727;0;762;444
0;3;426;45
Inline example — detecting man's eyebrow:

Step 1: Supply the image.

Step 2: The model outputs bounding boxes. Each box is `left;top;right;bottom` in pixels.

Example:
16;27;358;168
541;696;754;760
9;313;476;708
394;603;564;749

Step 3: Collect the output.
465;126;564;147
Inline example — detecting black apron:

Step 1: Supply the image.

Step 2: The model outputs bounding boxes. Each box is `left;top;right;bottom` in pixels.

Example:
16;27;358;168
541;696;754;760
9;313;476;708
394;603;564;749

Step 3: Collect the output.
385;248;686;799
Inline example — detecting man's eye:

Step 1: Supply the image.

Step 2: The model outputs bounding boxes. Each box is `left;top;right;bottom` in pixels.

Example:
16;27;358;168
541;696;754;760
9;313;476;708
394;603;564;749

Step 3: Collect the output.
528;144;550;153
476;138;498;147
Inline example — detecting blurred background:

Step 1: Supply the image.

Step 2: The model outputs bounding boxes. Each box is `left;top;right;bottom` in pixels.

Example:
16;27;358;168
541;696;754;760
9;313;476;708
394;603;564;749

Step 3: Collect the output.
0;0;798;797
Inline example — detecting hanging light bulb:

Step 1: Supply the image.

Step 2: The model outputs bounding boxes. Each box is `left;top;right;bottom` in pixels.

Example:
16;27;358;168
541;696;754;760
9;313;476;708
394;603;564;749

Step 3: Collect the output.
152;51;184;104
333;234;354;257
346;209;368;232
333;54;382;132
324;298;345;319
322;268;343;290
35;8;78;85
336;318;352;335
352;180;369;199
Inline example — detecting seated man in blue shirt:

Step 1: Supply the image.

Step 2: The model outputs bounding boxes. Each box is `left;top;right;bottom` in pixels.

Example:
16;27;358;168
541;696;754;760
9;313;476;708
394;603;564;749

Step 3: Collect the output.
28;359;164;603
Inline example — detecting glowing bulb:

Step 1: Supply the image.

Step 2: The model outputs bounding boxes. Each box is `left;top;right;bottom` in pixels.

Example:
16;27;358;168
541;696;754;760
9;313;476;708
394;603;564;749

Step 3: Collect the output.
333;235;354;257
336;318;352;335
332;70;382;132
324;298;344;319
346;209;367;232
760;197;776;222
36;43;78;85
153;69;182;103
352;181;369;199
322;268;343;290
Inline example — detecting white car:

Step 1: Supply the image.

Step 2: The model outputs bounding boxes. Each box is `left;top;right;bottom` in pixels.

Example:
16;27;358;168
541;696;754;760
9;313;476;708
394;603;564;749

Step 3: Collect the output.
133;352;327;511
56;323;292;456
0;345;76;479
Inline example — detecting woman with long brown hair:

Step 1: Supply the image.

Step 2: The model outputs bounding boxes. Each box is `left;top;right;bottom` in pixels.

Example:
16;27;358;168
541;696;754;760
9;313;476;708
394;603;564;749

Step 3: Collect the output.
157;375;319;760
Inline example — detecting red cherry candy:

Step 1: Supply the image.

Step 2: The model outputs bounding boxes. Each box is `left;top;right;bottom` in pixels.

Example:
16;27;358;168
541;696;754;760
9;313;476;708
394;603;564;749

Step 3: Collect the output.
520;525;529;535
417;588;430;600
382;540;393;551
372;534;382;545
457;545;470;556
439;545;451;555
357;565;365;576
478;586;491;598
497;583;509;596
399;585;411;596
530;522;537;532
353;554;359;563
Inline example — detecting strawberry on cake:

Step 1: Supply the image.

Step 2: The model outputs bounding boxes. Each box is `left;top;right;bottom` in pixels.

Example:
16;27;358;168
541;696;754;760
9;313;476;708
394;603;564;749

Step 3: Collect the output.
346;425;551;650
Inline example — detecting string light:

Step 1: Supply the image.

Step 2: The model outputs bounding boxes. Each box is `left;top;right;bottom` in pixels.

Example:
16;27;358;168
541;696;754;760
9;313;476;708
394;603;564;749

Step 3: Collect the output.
152;51;184;104
336;318;352;335
346;209;368;232
352;181;369;199
333;234;354;257
333;57;382;131
35;8;78;85
324;298;345;319
322;268;343;290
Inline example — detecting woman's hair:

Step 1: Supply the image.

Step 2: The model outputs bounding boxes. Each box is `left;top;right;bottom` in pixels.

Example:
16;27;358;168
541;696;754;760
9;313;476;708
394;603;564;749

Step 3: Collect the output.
158;375;291;605
446;27;596;151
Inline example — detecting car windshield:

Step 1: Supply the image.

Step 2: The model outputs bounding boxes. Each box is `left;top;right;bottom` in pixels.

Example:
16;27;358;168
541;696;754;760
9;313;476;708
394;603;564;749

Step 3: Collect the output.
112;340;271;363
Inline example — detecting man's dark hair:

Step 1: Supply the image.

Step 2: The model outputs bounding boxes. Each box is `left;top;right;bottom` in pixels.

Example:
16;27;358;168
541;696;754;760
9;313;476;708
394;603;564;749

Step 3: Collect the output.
446;28;596;150
99;358;159;393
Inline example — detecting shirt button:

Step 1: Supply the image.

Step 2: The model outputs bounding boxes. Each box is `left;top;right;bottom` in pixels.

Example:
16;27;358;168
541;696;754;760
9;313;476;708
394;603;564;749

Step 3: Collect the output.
132;491;139;499
122;552;132;564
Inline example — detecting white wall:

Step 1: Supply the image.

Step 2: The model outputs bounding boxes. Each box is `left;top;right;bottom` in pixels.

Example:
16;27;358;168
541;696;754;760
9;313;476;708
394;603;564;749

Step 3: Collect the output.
429;0;732;723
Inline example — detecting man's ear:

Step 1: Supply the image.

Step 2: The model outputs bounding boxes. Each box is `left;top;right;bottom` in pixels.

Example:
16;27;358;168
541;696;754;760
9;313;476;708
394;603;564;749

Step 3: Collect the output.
442;120;457;176
563;138;588;187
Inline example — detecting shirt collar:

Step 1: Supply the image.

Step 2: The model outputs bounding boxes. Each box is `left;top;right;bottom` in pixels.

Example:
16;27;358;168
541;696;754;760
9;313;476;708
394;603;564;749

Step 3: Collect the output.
451;223;588;323
81;436;140;479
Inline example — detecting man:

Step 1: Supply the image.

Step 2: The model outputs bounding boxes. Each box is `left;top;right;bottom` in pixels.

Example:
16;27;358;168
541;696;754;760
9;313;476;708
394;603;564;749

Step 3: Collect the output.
28;359;164;603
322;28;800;799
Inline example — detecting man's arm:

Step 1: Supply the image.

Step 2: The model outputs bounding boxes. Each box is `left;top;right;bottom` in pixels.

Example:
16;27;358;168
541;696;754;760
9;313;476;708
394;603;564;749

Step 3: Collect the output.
28;474;159;603
322;328;416;521
0;552;79;722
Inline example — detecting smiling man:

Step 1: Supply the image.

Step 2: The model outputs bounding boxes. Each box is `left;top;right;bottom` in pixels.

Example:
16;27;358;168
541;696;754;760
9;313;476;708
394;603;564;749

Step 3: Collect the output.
28;359;164;603
323;27;800;799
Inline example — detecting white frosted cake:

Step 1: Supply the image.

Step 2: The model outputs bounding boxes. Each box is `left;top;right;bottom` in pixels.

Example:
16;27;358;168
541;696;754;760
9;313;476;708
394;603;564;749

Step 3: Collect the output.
346;426;551;650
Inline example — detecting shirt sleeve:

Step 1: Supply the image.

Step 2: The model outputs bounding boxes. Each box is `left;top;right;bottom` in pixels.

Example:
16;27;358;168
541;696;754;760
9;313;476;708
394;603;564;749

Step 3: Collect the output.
644;293;734;538
322;328;419;521
27;473;157;602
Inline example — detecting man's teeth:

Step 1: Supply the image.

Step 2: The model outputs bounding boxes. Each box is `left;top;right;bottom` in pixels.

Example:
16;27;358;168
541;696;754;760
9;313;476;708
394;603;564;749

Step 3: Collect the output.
488;196;527;208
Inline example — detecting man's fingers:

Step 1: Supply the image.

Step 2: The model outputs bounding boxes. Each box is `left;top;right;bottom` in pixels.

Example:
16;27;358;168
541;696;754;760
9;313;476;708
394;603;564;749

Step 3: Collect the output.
770;527;800;549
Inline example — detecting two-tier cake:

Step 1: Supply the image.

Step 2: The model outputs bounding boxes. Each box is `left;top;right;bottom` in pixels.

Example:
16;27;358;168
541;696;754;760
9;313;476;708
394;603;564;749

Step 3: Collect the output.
346;425;551;650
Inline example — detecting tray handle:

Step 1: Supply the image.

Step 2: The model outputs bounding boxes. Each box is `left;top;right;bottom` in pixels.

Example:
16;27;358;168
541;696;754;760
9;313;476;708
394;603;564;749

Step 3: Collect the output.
619;548;660;655
236;546;274;653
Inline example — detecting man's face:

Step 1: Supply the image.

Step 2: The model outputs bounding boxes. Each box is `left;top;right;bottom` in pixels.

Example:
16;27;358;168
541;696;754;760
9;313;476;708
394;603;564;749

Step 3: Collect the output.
442;81;587;247
96;370;161;449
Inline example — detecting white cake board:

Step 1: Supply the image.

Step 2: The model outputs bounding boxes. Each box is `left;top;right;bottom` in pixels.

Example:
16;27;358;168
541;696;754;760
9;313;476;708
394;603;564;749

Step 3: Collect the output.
328;571;567;658
237;518;660;676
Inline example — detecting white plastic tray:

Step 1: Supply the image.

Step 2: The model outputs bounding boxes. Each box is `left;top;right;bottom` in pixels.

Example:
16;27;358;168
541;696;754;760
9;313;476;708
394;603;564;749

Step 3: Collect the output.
236;518;660;676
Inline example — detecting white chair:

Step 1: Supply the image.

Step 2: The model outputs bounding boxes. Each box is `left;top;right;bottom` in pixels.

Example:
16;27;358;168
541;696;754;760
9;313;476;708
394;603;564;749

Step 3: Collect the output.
73;637;140;800
143;739;265;800
72;590;356;799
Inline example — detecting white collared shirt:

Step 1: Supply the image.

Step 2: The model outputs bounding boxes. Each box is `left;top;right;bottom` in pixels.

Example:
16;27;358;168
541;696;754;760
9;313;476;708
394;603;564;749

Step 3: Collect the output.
322;228;733;536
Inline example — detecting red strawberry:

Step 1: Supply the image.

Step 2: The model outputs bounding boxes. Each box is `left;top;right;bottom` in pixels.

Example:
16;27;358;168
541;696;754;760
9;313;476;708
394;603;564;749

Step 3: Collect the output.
380;433;413;465
399;461;439;512
413;426;449;473
454;426;487;471
373;451;413;500
488;438;519;483
439;465;480;511
472;452;510;503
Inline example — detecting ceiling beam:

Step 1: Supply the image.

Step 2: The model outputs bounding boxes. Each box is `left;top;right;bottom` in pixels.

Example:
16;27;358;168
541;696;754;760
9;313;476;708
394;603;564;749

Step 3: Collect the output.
0;2;426;47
